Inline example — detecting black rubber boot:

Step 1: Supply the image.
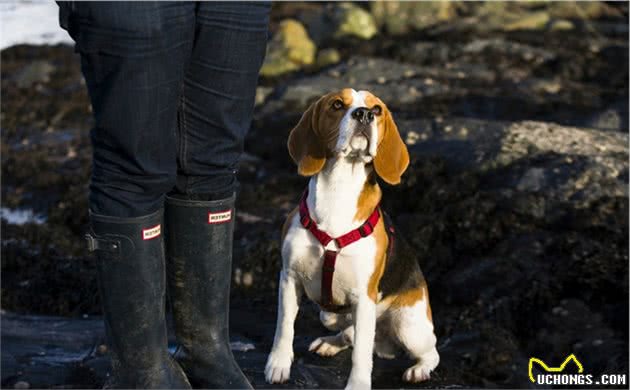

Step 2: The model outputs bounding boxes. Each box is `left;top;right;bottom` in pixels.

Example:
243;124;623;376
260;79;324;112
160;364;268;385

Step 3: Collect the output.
86;209;191;389
165;194;253;389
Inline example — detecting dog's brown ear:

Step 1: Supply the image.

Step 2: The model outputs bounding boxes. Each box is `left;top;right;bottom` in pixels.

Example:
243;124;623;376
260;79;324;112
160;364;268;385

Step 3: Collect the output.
287;99;326;176
373;109;409;185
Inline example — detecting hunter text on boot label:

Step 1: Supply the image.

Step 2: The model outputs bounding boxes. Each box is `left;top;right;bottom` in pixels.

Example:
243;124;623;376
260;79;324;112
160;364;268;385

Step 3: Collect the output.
142;224;161;240
208;210;232;224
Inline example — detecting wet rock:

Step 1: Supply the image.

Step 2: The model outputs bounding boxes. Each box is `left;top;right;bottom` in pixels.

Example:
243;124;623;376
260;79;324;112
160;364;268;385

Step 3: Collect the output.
516;167;546;192
470;2;587;33
371;0;458;35
503;11;550;31
550;19;574;31
13;61;55;89
260;19;316;77
385;117;628;386
473;2;549;32
534;299;625;375
255;86;274;107
473;1;625;33
298;3;377;46
399;119;628;194
472;2;522;31
461;38;556;64
368;1;625;36
548;1;624;20
393;117;628;263
315;48;341;68
258;56;452;115
587;100;629;132
96;344;107;355
395;41;452;66
330;2;377;40
473;327;527;387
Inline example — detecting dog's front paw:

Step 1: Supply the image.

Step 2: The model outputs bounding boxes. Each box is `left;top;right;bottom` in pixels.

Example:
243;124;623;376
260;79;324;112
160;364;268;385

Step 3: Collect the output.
265;350;293;384
344;372;371;390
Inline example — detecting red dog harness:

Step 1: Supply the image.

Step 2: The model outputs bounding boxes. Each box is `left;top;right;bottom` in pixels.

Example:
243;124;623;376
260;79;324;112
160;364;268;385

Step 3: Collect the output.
299;190;381;311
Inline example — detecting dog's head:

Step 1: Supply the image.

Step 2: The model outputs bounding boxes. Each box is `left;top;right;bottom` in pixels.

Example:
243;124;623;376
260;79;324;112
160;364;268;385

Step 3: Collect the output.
287;88;409;185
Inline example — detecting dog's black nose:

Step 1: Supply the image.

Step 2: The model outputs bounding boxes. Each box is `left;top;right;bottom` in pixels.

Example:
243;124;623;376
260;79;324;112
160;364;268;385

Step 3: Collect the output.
351;107;374;125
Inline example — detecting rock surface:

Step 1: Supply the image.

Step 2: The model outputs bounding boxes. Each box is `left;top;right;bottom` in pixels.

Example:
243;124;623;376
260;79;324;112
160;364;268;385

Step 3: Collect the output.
369;0;624;35
371;1;458;35
260;19;316;77
1;2;628;388
315;48;341;68
330;2;377;40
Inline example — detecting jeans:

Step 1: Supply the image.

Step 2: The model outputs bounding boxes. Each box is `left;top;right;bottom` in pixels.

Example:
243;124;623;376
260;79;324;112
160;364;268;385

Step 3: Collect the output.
59;2;270;217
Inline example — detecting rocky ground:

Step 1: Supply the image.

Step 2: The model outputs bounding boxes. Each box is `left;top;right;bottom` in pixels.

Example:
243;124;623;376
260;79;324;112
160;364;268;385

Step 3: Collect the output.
1;1;628;388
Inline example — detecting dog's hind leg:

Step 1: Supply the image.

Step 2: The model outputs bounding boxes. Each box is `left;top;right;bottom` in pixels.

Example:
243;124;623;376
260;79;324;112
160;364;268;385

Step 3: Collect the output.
393;299;439;383
309;325;354;357
373;315;398;359
374;335;398;360
319;310;352;331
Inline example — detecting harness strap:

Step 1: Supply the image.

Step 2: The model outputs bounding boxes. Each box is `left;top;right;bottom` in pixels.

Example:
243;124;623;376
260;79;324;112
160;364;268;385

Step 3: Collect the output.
321;250;337;308
299;190;380;310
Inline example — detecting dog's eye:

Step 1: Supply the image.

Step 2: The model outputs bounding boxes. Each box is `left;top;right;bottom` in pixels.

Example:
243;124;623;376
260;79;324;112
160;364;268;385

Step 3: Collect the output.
371;105;382;116
332;99;344;110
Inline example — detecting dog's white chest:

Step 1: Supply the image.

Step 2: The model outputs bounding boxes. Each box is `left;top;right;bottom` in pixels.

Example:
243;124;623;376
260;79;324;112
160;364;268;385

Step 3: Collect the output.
282;213;376;307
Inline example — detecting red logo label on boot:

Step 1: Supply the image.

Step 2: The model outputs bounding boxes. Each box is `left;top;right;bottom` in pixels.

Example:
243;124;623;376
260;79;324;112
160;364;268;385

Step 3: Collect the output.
142;224;161;240
208;210;232;224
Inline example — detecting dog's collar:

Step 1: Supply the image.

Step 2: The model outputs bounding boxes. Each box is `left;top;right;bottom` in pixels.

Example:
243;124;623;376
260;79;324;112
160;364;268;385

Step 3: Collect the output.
299;189;380;311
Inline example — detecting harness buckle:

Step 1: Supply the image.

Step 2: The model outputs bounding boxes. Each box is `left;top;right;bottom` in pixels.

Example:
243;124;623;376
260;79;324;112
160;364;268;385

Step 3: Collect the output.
324;240;339;251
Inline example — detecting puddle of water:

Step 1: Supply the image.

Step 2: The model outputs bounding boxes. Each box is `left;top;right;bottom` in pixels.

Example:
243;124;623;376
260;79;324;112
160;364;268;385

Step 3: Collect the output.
0;208;46;225
30;347;92;365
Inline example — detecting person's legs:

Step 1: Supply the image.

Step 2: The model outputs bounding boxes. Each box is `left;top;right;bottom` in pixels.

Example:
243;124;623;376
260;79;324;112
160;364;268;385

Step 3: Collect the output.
174;1;271;199
63;2;195;387
165;2;270;388
71;2;195;217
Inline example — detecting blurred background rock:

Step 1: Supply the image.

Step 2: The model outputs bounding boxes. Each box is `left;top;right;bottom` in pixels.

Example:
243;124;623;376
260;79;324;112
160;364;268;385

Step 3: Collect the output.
1;1;628;388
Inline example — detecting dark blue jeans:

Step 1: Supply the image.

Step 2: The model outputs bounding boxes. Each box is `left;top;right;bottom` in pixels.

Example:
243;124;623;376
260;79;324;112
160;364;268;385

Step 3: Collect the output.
60;2;270;217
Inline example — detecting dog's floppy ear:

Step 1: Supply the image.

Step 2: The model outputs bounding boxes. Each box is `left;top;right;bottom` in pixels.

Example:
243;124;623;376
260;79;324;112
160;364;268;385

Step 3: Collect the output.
373;108;409;185
287;98;326;176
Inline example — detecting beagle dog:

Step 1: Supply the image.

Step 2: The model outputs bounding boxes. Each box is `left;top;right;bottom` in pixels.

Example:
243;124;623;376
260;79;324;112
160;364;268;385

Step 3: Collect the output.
265;88;439;390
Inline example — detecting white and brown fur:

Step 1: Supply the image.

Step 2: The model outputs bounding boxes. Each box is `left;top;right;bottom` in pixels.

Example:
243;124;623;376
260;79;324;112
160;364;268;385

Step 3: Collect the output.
265;88;439;390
